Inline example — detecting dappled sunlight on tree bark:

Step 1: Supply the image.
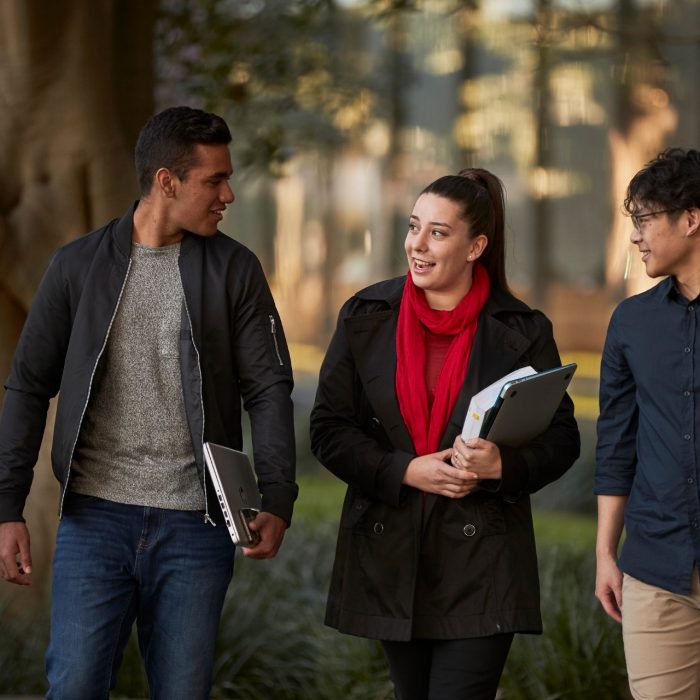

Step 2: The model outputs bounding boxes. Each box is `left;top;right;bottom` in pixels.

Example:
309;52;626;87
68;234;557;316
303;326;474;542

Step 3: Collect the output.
0;0;156;601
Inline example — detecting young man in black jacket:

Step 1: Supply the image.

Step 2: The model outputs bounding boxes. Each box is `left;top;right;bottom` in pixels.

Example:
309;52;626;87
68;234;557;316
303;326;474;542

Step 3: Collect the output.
0;106;297;699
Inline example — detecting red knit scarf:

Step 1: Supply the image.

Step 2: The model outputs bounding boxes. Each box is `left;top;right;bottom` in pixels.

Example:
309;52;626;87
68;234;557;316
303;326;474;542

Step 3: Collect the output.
395;263;490;456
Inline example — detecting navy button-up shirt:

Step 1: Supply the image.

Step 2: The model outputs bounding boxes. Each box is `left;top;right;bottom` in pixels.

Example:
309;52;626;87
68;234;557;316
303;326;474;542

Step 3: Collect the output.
595;276;700;594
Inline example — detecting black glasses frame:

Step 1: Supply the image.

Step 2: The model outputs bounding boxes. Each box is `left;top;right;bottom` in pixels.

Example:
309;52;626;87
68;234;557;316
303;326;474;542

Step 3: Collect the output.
631;208;680;230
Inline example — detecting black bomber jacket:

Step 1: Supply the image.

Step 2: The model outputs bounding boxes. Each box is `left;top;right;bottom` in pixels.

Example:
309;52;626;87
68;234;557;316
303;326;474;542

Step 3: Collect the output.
0;203;297;525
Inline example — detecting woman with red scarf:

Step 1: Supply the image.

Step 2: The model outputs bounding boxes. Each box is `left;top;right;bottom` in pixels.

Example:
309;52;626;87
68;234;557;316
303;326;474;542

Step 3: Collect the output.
310;169;579;699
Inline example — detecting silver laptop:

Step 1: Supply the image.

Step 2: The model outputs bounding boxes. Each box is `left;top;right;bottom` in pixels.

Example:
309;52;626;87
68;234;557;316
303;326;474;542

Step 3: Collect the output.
481;363;577;447
203;442;262;546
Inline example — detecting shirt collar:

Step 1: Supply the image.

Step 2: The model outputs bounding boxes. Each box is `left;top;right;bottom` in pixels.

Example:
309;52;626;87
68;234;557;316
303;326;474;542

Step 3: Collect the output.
666;277;700;305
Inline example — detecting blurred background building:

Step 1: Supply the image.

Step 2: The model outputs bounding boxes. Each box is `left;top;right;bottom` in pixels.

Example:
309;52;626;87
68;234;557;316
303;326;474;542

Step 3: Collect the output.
166;0;699;502
191;0;699;352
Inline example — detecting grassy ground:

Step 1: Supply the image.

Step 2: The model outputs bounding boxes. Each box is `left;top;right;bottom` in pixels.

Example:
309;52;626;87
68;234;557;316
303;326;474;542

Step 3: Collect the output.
296;473;597;550
1;476;608;698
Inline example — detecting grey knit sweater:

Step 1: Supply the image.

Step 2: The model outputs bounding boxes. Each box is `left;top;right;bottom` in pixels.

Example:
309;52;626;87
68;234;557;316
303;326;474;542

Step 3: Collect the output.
70;241;204;510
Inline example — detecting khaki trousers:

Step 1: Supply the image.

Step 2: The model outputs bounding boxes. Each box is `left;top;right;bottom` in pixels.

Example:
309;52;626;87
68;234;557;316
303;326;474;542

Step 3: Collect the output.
622;572;700;699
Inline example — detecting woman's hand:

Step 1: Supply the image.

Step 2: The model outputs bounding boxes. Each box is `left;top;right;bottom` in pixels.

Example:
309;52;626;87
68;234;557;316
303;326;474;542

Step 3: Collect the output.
451;436;502;480
402;448;479;498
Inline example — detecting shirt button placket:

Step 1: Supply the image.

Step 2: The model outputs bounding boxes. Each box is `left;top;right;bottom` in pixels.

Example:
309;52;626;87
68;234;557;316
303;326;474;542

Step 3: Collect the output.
684;308;694;449
692;302;697;431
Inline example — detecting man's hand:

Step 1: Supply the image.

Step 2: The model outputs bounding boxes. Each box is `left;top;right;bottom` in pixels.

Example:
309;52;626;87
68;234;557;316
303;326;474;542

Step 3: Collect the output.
595;553;623;623
241;512;287;560
403;449;479;498
595;494;627;624
0;522;32;586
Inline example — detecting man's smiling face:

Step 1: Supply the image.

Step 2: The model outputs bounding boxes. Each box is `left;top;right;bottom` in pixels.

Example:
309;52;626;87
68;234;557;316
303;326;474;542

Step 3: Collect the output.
169;143;235;237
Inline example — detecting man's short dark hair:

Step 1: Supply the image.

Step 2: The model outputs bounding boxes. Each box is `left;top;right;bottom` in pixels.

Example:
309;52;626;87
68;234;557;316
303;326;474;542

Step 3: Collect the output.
625;148;700;216
135;106;232;195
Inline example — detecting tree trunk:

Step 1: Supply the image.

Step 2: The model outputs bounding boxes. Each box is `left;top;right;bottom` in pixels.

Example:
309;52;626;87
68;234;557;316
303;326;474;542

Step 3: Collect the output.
606;0;677;298
531;0;553;310
0;0;156;603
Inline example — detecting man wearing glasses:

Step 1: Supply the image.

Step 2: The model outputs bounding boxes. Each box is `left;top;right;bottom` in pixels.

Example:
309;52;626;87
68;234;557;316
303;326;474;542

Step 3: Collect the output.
595;148;700;698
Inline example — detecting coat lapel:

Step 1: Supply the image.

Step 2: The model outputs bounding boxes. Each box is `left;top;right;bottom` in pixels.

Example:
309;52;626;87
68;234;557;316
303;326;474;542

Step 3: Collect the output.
345;308;416;455
177;233;204;349
423;305;534;521
440;311;533;450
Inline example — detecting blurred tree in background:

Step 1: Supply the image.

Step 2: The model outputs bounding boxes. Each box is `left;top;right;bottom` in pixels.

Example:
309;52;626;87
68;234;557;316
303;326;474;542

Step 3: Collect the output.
0;0;156;596
158;0;376;171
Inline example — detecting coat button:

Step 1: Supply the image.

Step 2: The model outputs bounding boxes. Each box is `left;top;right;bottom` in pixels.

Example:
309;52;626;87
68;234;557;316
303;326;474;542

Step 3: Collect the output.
371;417;381;428
373;522;384;535
463;523;476;537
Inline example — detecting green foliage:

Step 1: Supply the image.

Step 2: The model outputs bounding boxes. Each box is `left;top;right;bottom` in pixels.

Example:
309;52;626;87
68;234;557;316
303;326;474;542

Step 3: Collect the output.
0;597;49;695
531;419;598;515
211;519;393;699
157;0;378;172
0;513;624;698
501;546;629;700
296;473;598;548
113;635;150;698
532;510;596;550
211;520;625;699
295;473;345;523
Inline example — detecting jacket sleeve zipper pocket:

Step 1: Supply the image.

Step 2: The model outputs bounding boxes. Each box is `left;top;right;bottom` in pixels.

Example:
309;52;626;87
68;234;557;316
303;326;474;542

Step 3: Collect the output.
269;314;284;366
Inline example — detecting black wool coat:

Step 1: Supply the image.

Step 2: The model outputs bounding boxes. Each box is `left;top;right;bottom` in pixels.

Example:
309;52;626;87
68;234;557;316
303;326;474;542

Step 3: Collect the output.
310;276;580;642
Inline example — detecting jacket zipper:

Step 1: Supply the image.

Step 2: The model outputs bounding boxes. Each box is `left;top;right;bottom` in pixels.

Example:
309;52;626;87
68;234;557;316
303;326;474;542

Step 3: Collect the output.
60;258;133;518
182;294;214;526
269;315;284;366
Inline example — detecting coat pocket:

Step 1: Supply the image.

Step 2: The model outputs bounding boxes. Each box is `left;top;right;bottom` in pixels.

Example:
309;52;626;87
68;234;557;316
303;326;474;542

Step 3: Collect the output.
349;500;414;616
439;496;507;541
339;491;372;529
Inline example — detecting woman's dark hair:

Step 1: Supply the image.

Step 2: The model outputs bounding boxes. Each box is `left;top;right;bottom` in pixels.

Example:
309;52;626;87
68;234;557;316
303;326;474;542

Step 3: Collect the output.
624;148;700;215
135;106;232;195
421;168;508;292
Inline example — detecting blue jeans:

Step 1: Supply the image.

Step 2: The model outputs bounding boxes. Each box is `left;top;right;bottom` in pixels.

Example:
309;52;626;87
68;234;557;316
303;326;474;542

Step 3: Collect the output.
46;492;235;699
